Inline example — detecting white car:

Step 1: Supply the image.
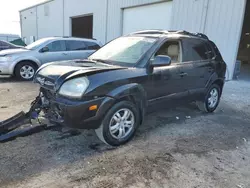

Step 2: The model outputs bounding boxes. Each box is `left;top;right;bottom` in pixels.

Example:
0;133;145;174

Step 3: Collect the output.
0;37;102;80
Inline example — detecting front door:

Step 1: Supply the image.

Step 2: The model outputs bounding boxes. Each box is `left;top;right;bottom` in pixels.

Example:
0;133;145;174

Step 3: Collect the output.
147;40;185;105
38;40;70;64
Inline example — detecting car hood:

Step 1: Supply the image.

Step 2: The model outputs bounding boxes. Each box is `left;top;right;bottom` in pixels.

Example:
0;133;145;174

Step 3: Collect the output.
35;60;126;90
0;48;29;56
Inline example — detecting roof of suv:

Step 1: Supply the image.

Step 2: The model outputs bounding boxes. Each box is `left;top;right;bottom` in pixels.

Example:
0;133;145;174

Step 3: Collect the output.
128;30;209;41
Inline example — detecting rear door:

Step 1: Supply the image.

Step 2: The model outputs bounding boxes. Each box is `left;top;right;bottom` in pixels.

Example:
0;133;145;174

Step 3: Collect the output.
66;40;98;60
180;38;211;94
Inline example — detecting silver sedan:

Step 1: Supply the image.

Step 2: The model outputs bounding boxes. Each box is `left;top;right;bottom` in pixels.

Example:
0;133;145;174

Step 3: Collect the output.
0;37;101;80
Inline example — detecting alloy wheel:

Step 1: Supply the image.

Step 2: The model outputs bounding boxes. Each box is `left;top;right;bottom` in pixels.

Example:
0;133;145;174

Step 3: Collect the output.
20;65;35;80
208;88;219;108
109;108;135;139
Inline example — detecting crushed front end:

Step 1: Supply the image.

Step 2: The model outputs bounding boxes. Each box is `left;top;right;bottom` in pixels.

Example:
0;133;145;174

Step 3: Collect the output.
37;86;111;129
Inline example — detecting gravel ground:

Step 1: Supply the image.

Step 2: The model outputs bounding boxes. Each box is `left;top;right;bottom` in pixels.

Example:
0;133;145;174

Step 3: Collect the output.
0;77;250;188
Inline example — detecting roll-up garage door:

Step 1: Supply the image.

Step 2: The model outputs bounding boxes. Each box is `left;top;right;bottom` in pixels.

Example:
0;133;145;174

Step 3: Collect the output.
123;1;173;35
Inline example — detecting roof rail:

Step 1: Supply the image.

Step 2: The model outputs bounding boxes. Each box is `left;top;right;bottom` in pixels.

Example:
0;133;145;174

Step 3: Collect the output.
131;30;209;40
130;30;169;35
53;36;97;40
170;30;209;39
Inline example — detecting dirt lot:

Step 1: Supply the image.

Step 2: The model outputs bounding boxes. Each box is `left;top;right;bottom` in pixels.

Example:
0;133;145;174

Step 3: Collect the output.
0;77;250;188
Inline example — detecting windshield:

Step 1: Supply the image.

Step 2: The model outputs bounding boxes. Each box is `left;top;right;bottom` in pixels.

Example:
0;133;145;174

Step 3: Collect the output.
25;38;50;50
89;37;156;65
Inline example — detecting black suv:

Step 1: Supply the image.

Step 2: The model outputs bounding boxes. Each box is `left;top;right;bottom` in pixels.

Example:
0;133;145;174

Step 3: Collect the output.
34;30;226;146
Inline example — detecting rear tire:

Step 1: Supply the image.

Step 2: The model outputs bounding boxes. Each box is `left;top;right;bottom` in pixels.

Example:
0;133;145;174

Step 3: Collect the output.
196;84;221;113
95;101;140;146
15;61;37;81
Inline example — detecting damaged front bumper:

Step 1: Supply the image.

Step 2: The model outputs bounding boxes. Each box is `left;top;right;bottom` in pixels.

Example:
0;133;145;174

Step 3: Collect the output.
0;112;29;134
0;87;116;142
44;91;115;129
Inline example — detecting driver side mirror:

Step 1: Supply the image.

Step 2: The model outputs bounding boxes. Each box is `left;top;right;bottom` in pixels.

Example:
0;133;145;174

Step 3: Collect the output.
152;55;171;67
40;46;49;53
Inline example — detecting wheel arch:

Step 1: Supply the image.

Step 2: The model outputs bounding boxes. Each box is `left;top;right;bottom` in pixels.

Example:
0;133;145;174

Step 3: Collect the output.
13;60;39;76
206;73;225;91
212;79;224;90
107;83;147;125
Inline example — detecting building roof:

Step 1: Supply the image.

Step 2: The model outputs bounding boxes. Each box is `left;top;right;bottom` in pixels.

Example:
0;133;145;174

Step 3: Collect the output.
19;0;54;12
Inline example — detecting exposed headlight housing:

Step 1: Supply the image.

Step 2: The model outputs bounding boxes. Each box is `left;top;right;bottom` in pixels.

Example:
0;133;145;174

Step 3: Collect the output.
58;77;89;98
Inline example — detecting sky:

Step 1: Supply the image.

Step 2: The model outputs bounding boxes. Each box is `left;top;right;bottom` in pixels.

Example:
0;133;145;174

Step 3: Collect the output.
0;0;47;36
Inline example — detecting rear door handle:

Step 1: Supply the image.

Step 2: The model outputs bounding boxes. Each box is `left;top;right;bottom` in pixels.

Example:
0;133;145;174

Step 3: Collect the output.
62;53;68;55
179;72;188;77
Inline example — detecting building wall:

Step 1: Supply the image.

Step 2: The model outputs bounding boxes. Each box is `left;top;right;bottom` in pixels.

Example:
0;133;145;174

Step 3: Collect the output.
37;0;64;39
63;0;108;44
106;0;168;41
20;7;37;44
172;0;246;79
20;0;246;79
172;0;208;32
204;0;246;79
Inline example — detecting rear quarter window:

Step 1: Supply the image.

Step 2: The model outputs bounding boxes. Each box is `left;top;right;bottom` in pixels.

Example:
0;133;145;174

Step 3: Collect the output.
85;41;100;50
205;42;216;59
209;41;223;60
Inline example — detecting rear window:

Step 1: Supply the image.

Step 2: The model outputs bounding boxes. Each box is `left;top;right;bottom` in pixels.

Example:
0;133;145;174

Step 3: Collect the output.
66;40;87;51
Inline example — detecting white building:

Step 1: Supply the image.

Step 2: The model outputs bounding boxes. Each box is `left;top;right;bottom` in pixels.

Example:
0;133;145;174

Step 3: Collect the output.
20;0;249;79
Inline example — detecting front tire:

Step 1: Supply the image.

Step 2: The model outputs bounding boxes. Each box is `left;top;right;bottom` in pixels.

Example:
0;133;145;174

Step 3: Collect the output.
196;84;221;113
95;101;140;146
15;61;37;81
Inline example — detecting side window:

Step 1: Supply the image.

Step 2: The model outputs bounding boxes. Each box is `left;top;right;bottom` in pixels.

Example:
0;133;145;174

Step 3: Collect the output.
47;41;66;52
66;40;87;51
182;39;209;62
154;41;181;63
85;41;100;50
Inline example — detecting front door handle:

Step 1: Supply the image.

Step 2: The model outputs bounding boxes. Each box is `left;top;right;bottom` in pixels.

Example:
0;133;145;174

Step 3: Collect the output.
62;53;68;55
179;72;188;77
